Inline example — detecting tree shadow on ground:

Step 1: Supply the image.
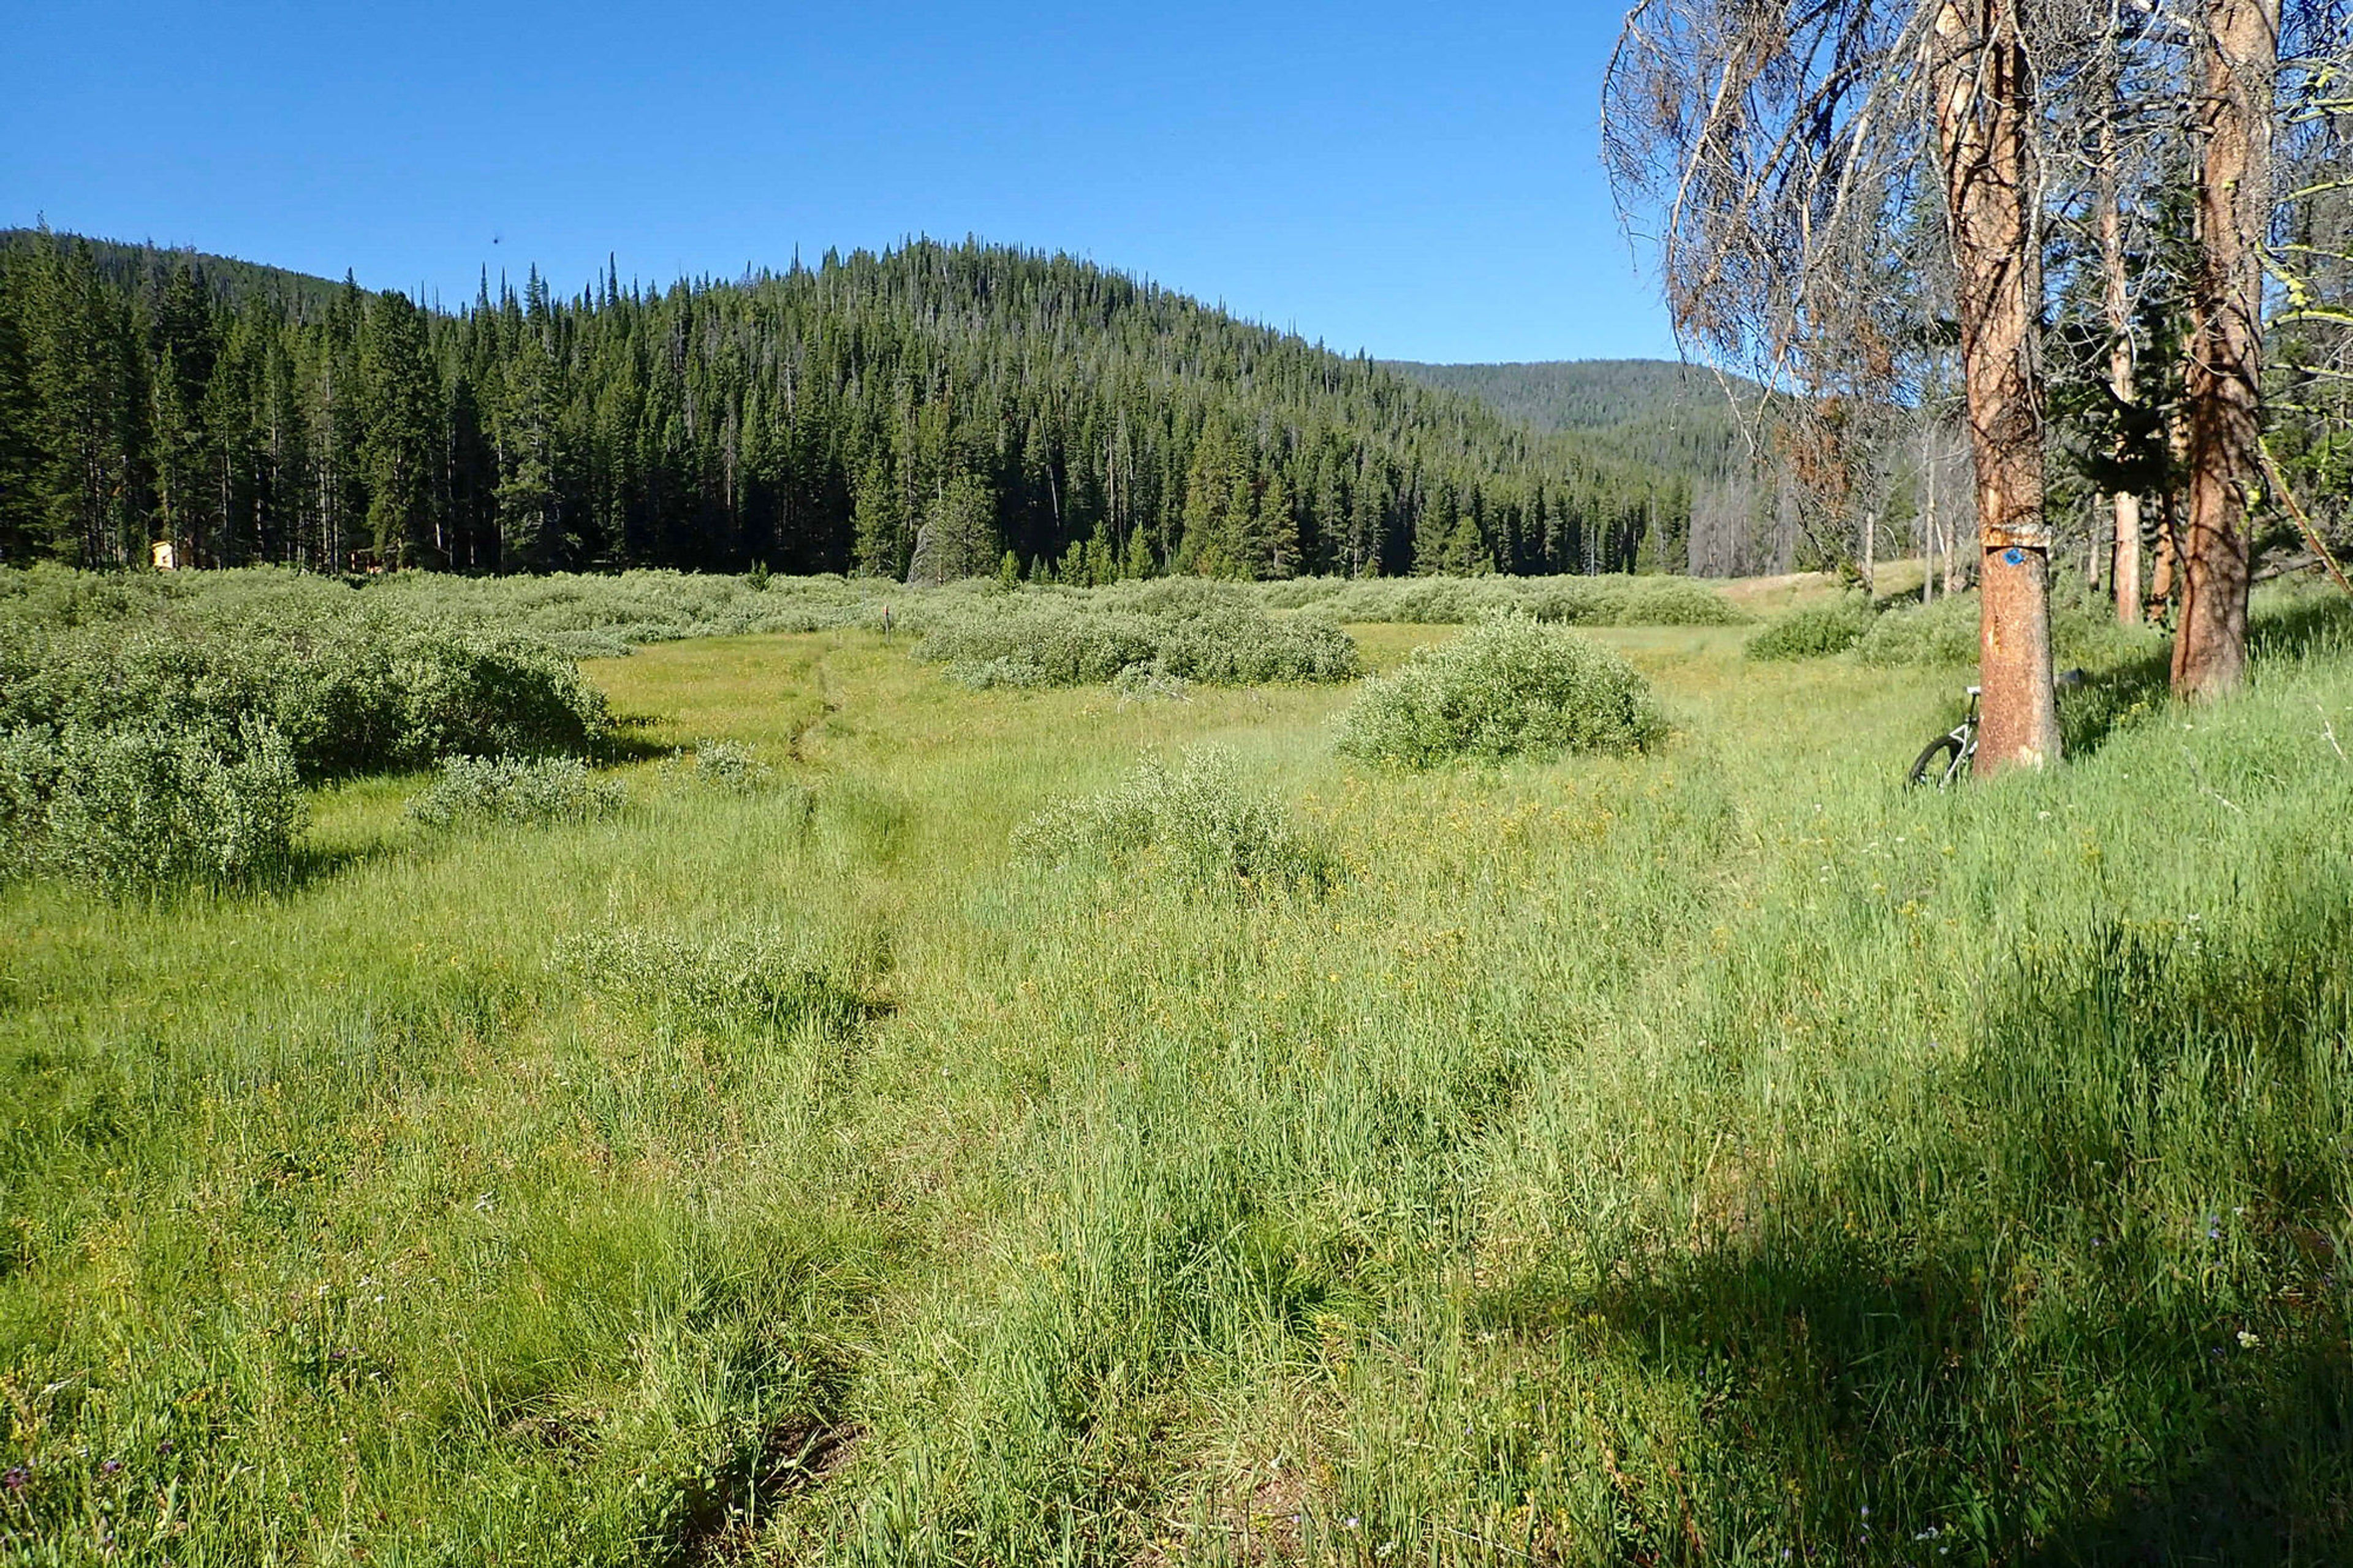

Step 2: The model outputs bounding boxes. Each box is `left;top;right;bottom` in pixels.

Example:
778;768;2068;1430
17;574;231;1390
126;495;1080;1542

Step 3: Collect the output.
596;713;680;766
1477;890;2353;1564
2248;590;2353;664
2058;646;2173;759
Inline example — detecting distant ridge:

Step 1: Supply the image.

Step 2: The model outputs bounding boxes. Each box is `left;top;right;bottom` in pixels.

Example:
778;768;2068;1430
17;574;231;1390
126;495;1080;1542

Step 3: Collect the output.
1385;358;1755;481
0;228;1715;577
0;228;351;317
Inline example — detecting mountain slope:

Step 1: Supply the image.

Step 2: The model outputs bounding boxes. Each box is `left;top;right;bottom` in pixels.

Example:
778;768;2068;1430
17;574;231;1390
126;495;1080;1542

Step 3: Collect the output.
1386;357;1757;482
0;230;1700;577
0;227;350;317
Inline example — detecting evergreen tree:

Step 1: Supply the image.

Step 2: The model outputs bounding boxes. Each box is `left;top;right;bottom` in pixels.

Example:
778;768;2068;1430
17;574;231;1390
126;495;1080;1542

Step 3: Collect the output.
360;290;441;567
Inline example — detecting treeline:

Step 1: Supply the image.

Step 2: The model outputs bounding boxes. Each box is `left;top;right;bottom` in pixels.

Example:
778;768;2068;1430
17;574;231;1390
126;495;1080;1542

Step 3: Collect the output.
0;230;1710;582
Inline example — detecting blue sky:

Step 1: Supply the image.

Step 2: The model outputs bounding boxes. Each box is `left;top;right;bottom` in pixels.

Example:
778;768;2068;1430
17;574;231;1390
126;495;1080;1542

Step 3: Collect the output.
1;2;1677;364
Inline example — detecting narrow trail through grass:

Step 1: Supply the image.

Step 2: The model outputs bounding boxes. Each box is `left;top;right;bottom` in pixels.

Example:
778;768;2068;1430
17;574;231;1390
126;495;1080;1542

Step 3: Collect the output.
4;608;2350;1564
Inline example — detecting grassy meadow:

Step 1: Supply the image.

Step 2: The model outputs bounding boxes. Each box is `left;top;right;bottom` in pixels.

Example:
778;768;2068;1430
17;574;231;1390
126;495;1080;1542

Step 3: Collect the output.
4;593;2352;1564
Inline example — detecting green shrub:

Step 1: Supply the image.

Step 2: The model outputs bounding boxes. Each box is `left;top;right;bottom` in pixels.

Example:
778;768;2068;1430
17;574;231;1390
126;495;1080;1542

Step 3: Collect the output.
1012;748;1336;893
914;583;1359;688
686;740;772;793
1337;616;1667;767
406;755;624;828
0;719;305;893
1856;588;2168;669
1747;598;1874;660
0;604;608;779
1258;574;1748;627
1108;661;1191;703
554;923;884;1034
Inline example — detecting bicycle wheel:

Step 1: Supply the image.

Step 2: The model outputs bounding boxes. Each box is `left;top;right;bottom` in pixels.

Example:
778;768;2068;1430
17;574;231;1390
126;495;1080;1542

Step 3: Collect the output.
1906;732;1969;788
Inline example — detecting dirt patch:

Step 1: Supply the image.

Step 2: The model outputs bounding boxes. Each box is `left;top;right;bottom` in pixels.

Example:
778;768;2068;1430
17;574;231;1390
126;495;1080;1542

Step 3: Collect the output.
678;1418;863;1564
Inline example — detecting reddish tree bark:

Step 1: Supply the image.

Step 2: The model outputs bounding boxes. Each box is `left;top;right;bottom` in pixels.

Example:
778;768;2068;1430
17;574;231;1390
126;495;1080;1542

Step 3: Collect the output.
2174;0;2281;696
1932;0;2061;772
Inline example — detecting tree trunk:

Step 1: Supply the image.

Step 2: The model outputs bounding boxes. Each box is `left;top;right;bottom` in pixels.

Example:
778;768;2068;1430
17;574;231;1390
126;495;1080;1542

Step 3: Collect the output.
2113;493;2143;621
2173;0;2279;697
2098;0;2145;625
2151;491;2180;615
1931;0;2060;773
1921;415;1937;603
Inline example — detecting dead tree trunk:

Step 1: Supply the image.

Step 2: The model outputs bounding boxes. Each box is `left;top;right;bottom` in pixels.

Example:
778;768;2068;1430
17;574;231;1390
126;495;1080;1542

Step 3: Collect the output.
2173;0;2280;697
1932;0;2061;772
2097;13;2145;625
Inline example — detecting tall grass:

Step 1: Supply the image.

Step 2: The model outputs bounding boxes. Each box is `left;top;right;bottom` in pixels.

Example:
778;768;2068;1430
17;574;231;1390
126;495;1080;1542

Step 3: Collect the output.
1;591;2348;1563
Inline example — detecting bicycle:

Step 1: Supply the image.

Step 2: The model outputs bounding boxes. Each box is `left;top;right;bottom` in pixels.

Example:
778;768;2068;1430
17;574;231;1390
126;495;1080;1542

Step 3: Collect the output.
1906;685;1980;787
1905;670;2085;787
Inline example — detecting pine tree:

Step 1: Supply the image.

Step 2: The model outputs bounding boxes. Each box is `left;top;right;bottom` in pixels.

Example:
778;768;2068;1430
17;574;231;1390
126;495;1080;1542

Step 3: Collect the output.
852;455;908;577
360;290;441;567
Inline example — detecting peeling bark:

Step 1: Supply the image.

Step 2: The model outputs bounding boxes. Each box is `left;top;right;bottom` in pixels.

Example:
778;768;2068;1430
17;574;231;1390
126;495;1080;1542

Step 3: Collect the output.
1931;0;2060;772
2174;0;2281;697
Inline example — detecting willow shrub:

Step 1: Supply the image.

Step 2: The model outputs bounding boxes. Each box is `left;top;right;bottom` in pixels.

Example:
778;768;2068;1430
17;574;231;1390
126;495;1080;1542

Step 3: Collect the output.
406;755;624;829
915;581;1359;689
1012;746;1337;895
1746;596;1875;660
1259;572;1748;627
0;604;608;779
1337;615;1667;767
1856;586;2167;670
0;719;305;893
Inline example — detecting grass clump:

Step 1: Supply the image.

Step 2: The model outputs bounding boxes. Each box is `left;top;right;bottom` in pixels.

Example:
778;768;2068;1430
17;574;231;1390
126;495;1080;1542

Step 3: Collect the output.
1336;615;1667;766
684;739;773;793
555;922;885;1035
406;755;624;828
0;719;305;893
1746;596;1874;659
1012;746;1336;893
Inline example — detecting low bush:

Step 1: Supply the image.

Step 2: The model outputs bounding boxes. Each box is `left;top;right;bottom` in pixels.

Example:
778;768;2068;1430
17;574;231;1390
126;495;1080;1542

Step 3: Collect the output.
0;719;305;893
406;755;624;828
554;922;885;1035
685;740;773;793
1012;747;1336;893
914;583;1359;688
1108;661;1191;703
1857;587;2167;669
1746;597;1874;660
1259;574;1749;627
1337;616;1667;767
0;603;608;779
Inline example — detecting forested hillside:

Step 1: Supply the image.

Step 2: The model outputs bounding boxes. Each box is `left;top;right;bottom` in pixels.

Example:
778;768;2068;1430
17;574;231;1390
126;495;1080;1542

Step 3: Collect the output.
1386;357;1754;481
0;230;1700;580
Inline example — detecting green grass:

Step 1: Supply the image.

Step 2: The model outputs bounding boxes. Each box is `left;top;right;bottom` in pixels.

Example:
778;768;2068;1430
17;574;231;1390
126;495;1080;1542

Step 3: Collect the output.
3;599;2351;1564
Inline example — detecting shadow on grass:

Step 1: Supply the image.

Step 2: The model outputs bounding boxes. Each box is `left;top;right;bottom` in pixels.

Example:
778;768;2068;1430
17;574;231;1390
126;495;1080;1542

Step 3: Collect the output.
1479;891;2353;1562
2058;645;2174;759
596;712;680;766
2057;589;2353;760
268;837;386;895
2249;590;2353;664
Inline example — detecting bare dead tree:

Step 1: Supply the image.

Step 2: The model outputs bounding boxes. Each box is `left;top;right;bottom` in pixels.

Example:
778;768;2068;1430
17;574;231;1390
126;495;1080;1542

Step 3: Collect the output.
2173;0;2284;694
1607;0;2087;770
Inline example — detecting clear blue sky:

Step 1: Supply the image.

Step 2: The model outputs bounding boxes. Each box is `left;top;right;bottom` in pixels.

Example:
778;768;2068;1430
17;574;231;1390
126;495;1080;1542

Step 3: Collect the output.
1;1;1676;365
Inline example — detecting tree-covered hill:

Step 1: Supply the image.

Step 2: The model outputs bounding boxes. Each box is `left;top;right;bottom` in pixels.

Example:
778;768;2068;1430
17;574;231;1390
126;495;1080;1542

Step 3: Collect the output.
1385;357;1757;482
0;230;1702;580
0;228;349;319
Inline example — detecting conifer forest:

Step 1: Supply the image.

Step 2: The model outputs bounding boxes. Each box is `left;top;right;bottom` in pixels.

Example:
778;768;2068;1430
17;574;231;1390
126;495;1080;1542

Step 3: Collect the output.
0;231;1702;583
